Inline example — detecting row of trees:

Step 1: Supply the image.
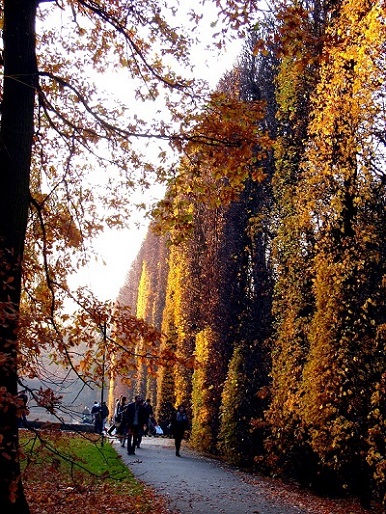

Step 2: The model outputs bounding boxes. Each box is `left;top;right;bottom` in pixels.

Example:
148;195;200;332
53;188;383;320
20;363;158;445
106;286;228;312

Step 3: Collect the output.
2;0;385;511
115;0;386;506
1;1;257;512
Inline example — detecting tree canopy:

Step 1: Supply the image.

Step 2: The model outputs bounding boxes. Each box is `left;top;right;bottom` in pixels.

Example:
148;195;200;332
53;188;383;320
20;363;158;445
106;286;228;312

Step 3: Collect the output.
117;0;386;509
0;1;262;512
3;0;386;512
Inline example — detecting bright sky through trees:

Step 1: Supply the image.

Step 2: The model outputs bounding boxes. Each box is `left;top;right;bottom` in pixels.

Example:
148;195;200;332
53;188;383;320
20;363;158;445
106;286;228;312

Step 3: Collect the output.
68;9;244;302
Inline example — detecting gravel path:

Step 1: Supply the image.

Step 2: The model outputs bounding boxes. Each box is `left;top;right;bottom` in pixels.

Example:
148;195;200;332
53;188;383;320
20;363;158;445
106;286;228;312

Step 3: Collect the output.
114;435;310;514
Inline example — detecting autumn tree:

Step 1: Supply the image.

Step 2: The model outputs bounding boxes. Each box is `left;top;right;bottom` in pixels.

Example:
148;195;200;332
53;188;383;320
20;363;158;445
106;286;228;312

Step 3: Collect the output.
264;0;386;503
156;244;185;423
150;56;273;450
265;0;326;480
297;0;386;498
112;227;169;403
0;0;260;511
217;27;277;467
151;13;278;465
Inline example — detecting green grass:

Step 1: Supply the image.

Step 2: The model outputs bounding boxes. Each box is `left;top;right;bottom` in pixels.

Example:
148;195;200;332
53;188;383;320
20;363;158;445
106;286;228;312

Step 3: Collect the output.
20;430;137;486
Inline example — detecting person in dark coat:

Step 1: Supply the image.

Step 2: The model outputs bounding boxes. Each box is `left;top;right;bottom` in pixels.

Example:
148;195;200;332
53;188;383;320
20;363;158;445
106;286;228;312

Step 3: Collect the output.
122;396;148;455
101;401;109;432
113;396;128;446
91;401;102;434
142;398;154;436
171;405;189;457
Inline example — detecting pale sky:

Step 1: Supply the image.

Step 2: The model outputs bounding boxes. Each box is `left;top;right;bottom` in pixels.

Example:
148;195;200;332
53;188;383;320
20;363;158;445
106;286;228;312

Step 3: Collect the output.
71;7;244;302
77;225;148;301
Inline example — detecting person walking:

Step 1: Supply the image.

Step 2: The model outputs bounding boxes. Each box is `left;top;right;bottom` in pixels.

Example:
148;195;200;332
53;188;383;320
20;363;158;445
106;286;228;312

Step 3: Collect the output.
171;405;189;457
108;395;126;435
101;401;109;433
142;398;153;436
82;405;92;424
110;396;128;446
122;395;148;455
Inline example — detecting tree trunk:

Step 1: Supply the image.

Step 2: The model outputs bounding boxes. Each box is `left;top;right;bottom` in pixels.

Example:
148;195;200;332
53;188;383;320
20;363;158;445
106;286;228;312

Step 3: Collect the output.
0;1;38;512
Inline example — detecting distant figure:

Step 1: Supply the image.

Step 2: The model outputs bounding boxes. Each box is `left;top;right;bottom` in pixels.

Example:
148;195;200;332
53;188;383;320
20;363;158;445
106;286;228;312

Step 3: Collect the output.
159;419;172;437
122;395;148;455
147;415;157;436
91;401;102;434
108;395;127;445
154;423;163;436
17;390;29;428
91;401;99;419
142;398;153;436
171;405;189;457
137;397;153;446
115;396;128;447
108;396;120;434
101;401;109;432
82;405;92;424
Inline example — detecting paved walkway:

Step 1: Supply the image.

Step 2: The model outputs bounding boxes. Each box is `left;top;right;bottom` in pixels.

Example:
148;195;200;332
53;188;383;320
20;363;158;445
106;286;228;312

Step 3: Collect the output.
114;435;309;514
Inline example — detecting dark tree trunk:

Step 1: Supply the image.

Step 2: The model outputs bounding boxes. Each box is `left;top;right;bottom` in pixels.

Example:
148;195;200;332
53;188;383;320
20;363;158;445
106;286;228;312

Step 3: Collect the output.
0;1;38;512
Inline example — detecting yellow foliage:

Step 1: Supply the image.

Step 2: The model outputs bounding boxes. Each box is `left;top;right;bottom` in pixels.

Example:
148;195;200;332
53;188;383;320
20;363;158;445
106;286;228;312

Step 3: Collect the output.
190;329;215;451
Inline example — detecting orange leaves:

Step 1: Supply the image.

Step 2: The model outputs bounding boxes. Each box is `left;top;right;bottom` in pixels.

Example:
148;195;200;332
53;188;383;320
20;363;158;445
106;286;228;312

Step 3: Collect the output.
274;2;322;72
307;0;385;159
267;2;386;494
152;88;271;241
23;433;172;514
185;90;270;189
29;194;83;259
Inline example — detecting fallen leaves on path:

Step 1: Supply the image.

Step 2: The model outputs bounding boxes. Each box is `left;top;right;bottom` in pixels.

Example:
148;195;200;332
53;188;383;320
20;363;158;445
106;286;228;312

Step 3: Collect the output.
243;472;384;514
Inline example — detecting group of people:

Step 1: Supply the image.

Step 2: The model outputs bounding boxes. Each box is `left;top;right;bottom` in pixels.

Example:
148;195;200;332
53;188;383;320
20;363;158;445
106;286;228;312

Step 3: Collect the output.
107;395;189;457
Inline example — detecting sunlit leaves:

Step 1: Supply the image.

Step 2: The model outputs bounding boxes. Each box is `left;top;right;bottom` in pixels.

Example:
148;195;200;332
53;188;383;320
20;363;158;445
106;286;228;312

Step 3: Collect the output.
191;329;216;451
151;82;271;241
268;0;386;497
